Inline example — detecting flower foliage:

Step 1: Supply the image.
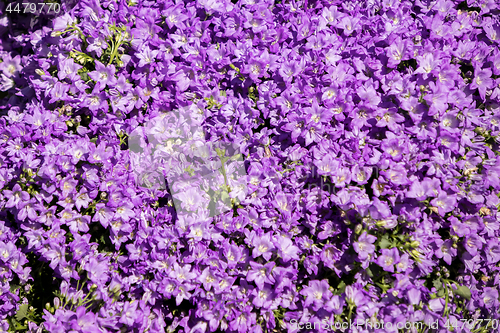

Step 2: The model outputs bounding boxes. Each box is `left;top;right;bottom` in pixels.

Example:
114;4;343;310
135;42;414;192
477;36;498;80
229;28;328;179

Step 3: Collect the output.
0;0;500;332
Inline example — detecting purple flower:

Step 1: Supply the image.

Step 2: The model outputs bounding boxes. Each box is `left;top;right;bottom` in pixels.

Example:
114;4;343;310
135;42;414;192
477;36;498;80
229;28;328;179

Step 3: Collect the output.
430;191;457;216
75;189;95;211
229;307;256;333
94;203;114;228
175;187;207;213
4;184;30;209
251;232;275;261
46;243;65;269
369;198;391;219
275;235;300;262
357;80;381;107
386;37;408;68
246;261;275;289
84;86;108;113
86;36;108;57
136;46;159;67
72;306;99;333
17;198;37;221
486;239;500;264
0;55;22;77
301;280;332;311
86;257;109;284
377;248;400;272
407;288;421;305
332;166;351;188
354;232;376;260
345;285;367;307
251;285;275;309
60;178;78;198
88;61;117;90
119;301;138;326
381;137;404;161
470;68;493;100
170;263;196;282
434;239;457;265
324;295;345;314
464;234;483;256
114;203;135;221
481;288;499;309
339;15;360;35
382;163;408;185
279;59;304;82
68;215;90;233
58;56;82;81
0;242;16;262
1;1;500;330
407;179;427;200
428;298;444;313
415;52;438;75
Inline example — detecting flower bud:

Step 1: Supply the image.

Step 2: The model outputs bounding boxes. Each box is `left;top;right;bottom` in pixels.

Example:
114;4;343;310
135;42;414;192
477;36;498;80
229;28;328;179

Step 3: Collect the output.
60;281;69;297
429;206;439;214
479;207;491;216
410;241;420;248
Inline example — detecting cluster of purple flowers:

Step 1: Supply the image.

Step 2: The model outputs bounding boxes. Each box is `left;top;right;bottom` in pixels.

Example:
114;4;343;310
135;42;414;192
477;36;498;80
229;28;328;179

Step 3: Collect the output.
0;0;500;332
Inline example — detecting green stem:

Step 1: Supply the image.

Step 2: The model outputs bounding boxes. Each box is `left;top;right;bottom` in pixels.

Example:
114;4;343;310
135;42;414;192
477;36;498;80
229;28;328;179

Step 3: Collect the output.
216;150;230;192
443;281;449;316
108;37;117;65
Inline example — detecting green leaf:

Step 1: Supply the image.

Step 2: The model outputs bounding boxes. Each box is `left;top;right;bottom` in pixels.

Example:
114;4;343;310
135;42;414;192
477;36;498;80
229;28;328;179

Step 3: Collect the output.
99;233;107;245
433;278;443;291
336;281;346;294
378;235;391;249
454;285;471;300
221;190;230;204
15;304;29;321
9;284;20;293
365;267;374;277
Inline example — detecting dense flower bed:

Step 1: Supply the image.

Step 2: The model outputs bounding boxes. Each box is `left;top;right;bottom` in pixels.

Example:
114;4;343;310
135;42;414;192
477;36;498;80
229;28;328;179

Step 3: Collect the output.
1;0;500;332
